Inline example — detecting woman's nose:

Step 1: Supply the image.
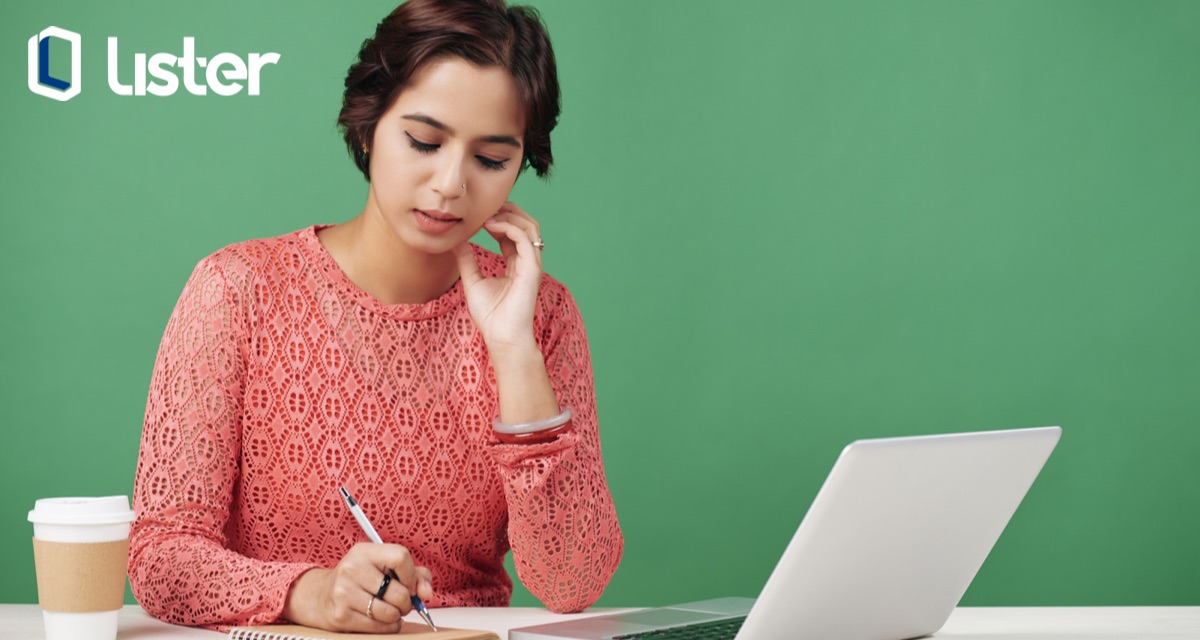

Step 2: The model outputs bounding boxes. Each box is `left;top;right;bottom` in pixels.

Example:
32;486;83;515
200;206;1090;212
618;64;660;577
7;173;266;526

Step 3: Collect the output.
432;155;466;199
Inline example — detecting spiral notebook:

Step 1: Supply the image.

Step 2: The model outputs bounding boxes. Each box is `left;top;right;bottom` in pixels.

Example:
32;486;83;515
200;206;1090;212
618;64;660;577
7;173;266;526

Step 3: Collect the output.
227;622;498;640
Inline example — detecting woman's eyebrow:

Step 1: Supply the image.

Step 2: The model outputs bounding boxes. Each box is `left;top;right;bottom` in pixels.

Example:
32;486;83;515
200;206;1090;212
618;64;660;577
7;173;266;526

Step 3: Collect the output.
481;134;521;148
402;113;522;148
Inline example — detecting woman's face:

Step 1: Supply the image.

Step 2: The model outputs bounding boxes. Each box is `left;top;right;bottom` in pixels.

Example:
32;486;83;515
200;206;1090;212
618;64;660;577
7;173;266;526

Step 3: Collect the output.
366;56;525;255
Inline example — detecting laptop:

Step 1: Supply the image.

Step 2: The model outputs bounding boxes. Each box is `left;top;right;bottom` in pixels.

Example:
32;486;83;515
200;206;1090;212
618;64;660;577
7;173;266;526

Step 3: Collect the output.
510;426;1061;640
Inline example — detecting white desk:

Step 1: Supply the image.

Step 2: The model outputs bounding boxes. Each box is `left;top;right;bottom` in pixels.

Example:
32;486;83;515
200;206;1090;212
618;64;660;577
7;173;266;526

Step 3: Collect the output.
1;605;1198;639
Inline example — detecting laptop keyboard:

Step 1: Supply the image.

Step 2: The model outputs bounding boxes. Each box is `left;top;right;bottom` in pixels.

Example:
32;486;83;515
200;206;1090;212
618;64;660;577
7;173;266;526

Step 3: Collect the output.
610;616;746;640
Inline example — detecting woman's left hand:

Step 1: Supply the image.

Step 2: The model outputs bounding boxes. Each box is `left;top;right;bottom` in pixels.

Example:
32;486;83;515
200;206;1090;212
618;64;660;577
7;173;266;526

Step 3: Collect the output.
453;201;543;352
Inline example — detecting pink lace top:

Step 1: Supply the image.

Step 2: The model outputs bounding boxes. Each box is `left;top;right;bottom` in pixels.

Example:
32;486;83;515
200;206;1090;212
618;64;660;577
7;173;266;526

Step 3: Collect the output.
128;226;623;630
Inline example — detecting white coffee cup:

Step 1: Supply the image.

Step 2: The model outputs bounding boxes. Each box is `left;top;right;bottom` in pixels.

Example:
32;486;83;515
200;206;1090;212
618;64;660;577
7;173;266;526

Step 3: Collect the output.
28;496;136;640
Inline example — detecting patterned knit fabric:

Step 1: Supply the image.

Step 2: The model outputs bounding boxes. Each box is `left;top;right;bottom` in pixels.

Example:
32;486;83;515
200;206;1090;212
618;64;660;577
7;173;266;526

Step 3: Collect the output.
128;226;623;630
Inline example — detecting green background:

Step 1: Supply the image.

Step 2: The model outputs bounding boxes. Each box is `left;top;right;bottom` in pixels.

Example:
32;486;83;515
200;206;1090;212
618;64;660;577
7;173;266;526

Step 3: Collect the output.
2;0;1197;609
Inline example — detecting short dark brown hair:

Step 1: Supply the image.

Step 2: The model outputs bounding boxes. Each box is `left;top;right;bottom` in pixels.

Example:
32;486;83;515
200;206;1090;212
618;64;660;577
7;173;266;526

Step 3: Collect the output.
338;0;560;181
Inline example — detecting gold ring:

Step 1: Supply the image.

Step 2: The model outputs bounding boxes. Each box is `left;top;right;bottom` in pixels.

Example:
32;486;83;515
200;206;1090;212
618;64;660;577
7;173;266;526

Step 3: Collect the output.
366;595;375;620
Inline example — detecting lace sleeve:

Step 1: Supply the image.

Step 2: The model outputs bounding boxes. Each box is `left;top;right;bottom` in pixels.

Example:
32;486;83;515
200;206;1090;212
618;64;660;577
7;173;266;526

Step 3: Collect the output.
487;282;624;613
128;255;318;629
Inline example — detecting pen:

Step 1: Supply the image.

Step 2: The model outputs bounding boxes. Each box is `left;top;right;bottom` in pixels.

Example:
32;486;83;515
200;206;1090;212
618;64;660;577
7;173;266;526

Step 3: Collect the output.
338;486;438;631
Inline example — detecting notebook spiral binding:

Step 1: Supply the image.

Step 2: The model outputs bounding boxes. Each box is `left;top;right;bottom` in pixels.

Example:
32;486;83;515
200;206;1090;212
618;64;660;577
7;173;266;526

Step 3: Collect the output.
228;629;307;640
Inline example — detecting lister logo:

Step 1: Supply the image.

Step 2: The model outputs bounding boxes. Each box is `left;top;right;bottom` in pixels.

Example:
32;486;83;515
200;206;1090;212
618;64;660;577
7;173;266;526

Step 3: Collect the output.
108;37;281;96
28;26;81;101
27;25;281;100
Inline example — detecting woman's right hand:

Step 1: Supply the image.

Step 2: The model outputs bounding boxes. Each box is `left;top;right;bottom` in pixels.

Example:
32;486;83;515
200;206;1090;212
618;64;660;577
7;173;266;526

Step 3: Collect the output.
282;542;434;632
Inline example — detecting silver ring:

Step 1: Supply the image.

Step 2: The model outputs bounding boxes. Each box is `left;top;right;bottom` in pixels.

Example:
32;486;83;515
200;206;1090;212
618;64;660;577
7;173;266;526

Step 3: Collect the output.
533;238;545;251
366;595;375;620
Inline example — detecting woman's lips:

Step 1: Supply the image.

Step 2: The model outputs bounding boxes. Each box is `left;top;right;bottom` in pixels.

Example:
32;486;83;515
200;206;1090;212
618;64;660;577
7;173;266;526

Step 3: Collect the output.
413;209;461;234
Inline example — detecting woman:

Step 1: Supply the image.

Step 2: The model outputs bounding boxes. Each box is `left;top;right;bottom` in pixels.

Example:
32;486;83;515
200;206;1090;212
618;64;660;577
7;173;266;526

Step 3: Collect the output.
128;0;623;632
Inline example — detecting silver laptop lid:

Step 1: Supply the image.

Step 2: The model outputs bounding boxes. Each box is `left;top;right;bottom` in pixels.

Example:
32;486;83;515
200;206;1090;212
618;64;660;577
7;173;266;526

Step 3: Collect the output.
739;426;1060;640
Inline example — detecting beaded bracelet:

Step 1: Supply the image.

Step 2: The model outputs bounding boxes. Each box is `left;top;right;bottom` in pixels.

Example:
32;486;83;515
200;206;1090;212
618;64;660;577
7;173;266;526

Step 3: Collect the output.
492;408;573;444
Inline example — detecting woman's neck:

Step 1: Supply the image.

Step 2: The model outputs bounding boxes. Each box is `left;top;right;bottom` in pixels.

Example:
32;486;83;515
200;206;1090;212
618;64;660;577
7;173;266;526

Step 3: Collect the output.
317;212;461;305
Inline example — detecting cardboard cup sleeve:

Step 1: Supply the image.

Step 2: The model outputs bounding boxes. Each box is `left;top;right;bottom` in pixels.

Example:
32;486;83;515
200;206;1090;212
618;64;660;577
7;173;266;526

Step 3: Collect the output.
32;538;129;613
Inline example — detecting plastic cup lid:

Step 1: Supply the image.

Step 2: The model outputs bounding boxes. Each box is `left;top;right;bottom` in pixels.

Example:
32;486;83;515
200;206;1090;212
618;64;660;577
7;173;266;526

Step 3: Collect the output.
28;496;135;525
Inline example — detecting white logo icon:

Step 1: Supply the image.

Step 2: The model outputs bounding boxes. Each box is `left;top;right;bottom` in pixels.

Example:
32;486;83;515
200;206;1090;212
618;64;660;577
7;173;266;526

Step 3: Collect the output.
28;26;82;101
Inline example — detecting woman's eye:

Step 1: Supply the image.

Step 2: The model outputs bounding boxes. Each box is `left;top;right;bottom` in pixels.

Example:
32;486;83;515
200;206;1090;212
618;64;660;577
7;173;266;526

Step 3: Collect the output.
405;132;438;154
477;156;508;171
406;132;508;171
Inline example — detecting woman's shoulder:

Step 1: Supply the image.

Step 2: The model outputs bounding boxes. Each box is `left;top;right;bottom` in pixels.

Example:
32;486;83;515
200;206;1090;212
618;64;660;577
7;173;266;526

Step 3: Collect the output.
469;243;580;329
197;226;316;282
470;242;572;299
